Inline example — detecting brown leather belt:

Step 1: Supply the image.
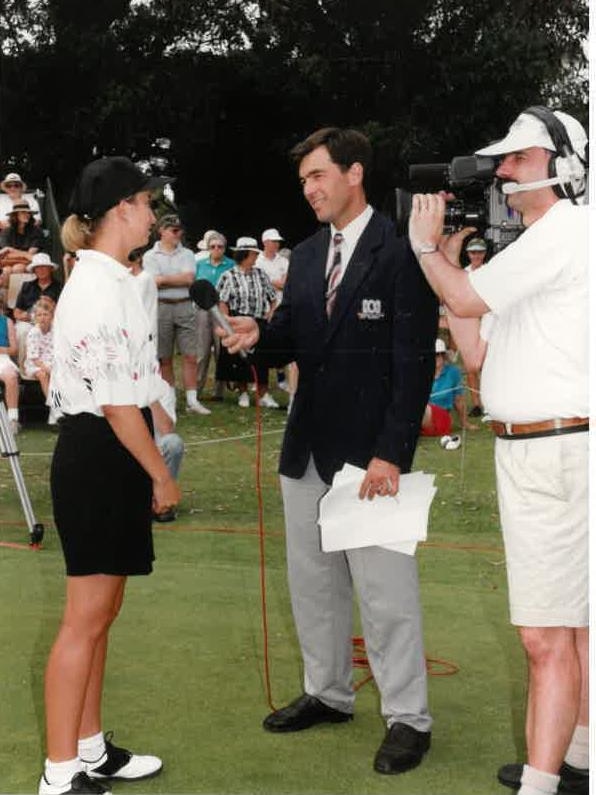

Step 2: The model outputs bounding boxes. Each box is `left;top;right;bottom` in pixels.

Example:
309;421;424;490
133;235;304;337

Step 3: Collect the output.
491;417;589;440
158;297;190;304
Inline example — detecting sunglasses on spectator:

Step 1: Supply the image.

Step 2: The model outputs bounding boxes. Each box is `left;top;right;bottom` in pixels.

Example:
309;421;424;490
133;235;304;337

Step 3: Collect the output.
5;182;21;188
167;226;182;232
209;243;224;249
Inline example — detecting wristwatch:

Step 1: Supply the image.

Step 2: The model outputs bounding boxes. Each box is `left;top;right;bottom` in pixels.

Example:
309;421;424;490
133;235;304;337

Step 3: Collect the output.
416;243;439;257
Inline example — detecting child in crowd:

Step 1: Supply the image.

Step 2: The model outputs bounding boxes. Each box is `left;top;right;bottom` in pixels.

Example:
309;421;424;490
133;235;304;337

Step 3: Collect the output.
0;293;20;434
24;296;56;424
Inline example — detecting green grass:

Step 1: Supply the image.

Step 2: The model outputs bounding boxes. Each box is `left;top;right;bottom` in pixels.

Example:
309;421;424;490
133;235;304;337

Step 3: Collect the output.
0;384;527;795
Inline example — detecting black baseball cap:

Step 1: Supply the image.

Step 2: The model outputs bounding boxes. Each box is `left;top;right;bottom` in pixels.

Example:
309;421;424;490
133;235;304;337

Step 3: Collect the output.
69;156;170;220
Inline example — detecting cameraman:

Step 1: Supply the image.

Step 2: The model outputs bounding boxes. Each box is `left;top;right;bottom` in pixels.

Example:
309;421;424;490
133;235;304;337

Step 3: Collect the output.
408;108;588;795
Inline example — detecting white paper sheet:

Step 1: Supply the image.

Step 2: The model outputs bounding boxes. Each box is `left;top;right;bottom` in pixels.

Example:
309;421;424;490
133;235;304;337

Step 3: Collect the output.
318;463;436;555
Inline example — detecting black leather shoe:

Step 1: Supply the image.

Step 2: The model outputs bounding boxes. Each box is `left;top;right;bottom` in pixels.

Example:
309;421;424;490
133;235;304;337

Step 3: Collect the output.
497;762;589;794
373;722;431;775
263;693;353;733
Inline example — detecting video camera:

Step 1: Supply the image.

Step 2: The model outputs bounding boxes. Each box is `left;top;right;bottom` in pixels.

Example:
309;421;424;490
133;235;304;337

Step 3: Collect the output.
394;155;524;254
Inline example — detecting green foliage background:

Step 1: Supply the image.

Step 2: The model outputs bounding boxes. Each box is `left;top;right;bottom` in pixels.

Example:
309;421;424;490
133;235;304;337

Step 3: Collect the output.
0;0;588;243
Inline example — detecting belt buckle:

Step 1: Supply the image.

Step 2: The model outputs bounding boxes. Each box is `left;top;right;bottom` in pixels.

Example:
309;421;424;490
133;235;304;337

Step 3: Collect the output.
505;422;513;435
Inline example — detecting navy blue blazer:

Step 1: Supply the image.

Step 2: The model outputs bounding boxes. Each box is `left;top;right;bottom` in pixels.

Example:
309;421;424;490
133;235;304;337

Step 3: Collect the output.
256;210;438;484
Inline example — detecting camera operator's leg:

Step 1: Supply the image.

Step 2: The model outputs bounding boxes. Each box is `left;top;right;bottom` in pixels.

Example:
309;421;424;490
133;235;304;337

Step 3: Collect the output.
518;626;578;794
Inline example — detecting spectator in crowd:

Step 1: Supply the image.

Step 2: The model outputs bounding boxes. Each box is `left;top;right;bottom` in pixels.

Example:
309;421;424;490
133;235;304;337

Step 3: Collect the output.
420;338;476;438
0;172;41;228
195;228;217;264
195;231;235;401
13;252;61;368
0;293;20;434
24;296;57;425
0;201;45;286
143;214;211;416
256;227;290;390
216;236;278;408
150;385;184;524
462;237;488;419
62;250;77;281
127;247;157;342
40;155;178;795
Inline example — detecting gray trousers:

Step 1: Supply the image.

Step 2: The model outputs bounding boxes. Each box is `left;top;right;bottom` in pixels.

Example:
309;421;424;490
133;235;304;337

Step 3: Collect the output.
280;457;431;730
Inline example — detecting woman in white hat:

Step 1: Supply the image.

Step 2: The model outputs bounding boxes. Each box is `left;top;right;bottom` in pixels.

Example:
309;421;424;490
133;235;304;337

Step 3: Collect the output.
0;172;41;229
216;236;279;407
0;200;45;286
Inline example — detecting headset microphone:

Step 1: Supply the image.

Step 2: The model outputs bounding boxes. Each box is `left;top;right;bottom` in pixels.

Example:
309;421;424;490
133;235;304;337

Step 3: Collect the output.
501;176;566;195
189;279;248;359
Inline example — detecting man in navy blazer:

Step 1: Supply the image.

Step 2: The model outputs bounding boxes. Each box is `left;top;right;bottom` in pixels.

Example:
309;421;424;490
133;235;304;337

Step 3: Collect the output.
222;127;438;775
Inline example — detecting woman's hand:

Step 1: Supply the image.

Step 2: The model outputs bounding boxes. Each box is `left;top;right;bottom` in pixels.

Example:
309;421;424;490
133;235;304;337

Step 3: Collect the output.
152;475;181;516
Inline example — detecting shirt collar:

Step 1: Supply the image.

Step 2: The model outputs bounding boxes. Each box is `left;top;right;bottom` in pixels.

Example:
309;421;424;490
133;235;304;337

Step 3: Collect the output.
330;204;373;248
76;248;130;281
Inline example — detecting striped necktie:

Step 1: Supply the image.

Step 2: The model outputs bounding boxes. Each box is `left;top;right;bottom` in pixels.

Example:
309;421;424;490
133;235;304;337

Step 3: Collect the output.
325;231;344;317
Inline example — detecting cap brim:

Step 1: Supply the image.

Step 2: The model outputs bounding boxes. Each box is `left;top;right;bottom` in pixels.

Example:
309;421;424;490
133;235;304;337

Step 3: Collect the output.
142;175;173;192
476;132;556;157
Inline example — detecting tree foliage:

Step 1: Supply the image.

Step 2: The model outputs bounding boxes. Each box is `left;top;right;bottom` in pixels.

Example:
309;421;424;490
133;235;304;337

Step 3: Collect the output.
0;0;587;243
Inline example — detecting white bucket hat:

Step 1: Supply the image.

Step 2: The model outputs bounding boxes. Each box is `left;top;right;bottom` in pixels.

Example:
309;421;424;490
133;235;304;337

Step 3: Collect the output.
27;252;58;272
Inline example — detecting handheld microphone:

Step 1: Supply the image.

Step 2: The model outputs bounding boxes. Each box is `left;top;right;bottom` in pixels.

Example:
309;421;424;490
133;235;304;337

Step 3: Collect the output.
189;279;248;359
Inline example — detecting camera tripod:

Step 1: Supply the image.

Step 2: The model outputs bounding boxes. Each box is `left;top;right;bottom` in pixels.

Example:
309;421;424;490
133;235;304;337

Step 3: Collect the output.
0;400;45;546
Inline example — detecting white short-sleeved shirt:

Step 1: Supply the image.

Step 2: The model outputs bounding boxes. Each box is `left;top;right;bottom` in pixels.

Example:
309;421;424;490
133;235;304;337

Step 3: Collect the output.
255;252;289;303
469;199;587;423
49;249;168;416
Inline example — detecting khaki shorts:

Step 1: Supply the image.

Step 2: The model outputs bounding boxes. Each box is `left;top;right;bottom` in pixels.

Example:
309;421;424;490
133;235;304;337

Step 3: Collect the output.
157;300;198;359
495;431;588;627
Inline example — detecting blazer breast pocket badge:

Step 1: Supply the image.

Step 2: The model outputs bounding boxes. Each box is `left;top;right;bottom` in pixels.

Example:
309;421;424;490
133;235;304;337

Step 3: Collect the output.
357;298;384;320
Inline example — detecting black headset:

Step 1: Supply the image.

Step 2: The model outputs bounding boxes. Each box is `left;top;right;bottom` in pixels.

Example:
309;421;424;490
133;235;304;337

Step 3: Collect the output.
523;105;588;202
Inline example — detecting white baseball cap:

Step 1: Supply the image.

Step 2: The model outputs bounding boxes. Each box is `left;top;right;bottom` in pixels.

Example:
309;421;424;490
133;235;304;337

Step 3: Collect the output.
262;228;283;242
476;110;587;158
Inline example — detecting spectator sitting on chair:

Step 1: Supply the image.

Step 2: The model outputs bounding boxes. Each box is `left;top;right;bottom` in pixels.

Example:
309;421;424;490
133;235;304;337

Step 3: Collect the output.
0;201;45;287
0;293;20;434
421;338;476;437
0;172;42;229
24;296;57;426
13;252;61;369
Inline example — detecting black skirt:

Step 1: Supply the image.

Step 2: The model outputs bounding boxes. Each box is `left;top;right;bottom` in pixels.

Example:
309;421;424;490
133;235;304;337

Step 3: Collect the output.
50;408;155;576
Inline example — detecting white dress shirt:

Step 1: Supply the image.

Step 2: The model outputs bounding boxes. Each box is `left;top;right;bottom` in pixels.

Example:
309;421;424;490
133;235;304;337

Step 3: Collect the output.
327;204;374;278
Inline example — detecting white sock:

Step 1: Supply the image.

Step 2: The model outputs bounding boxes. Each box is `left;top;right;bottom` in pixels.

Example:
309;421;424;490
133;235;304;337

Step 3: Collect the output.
77;731;106;763
565;724;589;769
44;757;83;786
7;408;18;421
186;389;197;407
519;764;559;795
